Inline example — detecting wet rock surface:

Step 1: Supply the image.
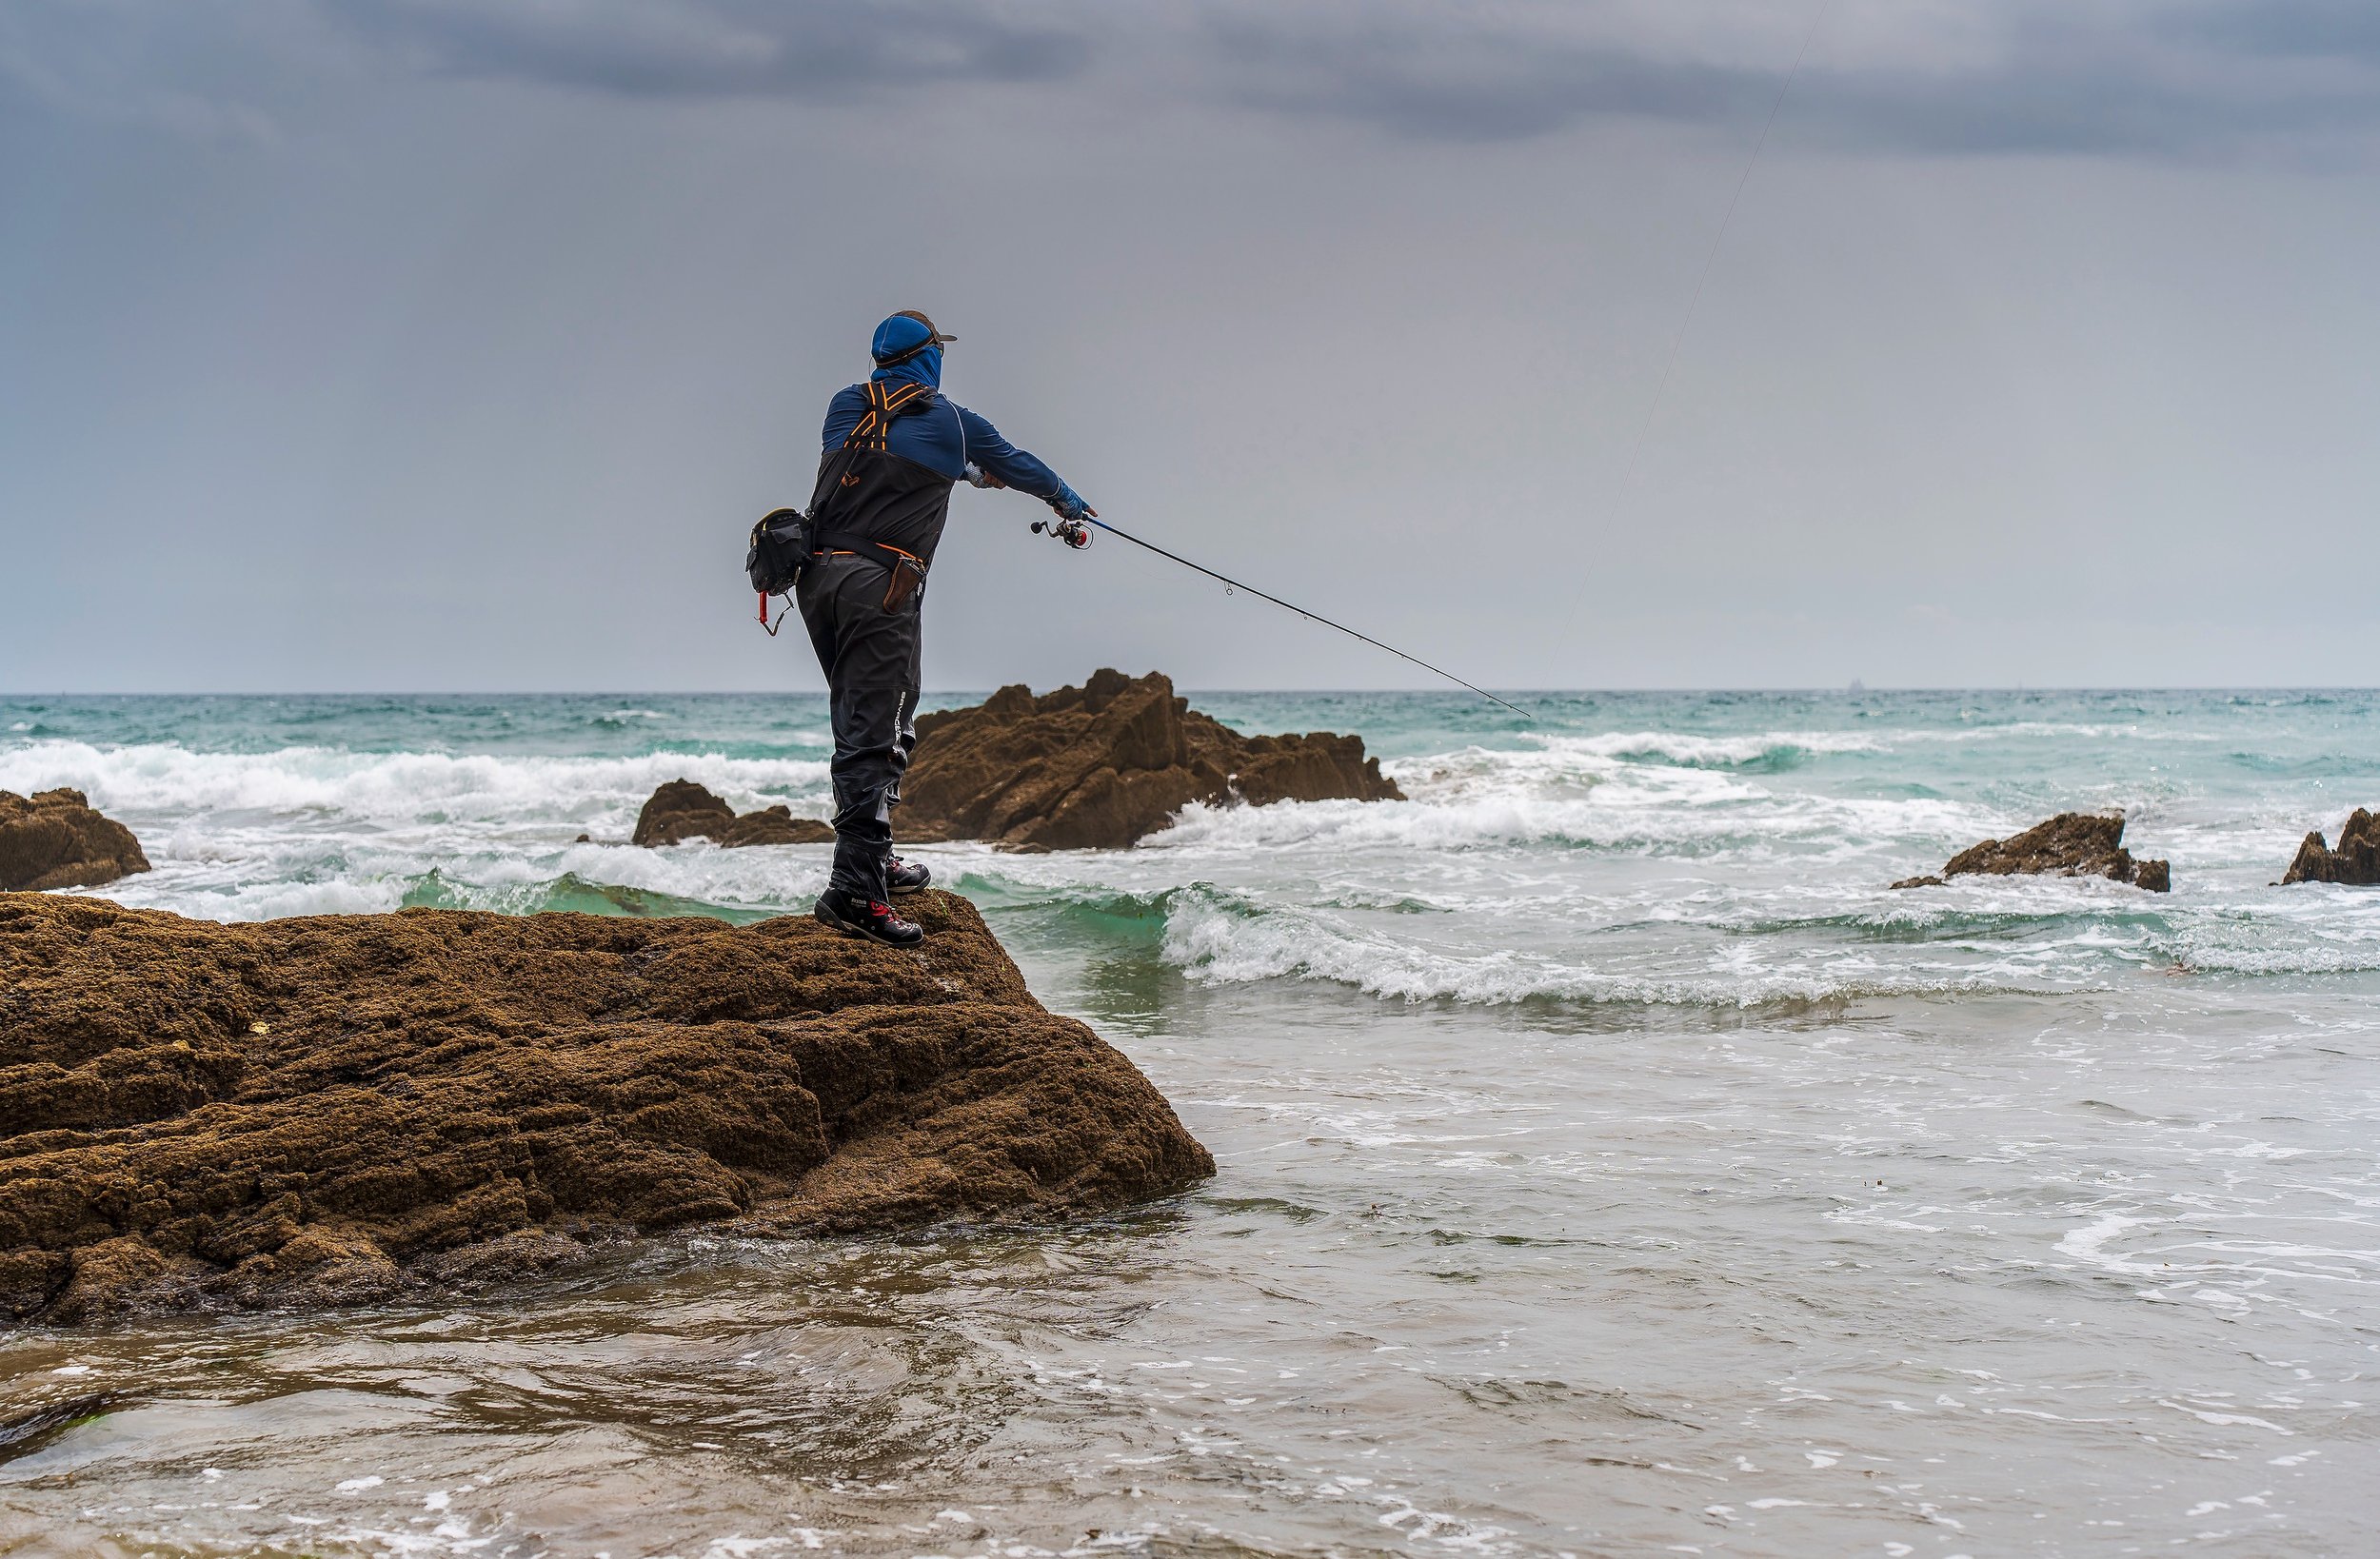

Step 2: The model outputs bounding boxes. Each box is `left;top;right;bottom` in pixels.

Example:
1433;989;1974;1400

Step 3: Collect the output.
0;891;1213;1323
0;790;149;894
0;1391;111;1459
1893;812;2170;892
631;779;832;847
2280;808;2380;885
902;669;1402;851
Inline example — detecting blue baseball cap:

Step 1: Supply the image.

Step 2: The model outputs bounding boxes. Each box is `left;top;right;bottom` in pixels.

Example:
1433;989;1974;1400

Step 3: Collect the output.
871;310;956;365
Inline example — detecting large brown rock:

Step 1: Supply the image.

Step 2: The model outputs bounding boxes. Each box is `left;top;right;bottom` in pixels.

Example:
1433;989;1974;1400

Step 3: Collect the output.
631;779;832;847
1893;812;2170;892
2280;808;2380;885
901;669;1402;850
0;790;149;894
0;891;1212;1323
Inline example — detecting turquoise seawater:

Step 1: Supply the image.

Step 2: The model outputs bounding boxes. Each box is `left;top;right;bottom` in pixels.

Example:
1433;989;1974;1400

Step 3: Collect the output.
5;688;2377;992
2;688;2376;1555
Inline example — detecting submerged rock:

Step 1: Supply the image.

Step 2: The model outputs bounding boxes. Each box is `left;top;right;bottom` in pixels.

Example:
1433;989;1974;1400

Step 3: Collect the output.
1892;812;2170;892
0;789;149;894
0;1392;111;1459
2280;808;2380;885
901;669;1402;851
631;779;832;847
0;891;1212;1323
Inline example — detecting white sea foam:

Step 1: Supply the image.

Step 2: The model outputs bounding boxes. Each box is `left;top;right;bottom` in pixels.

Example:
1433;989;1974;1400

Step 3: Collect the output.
1149;737;1984;860
557;838;830;906
0;740;830;829
1151;883;2061;1006
16;712;2379;996
1540;729;1883;767
1895;720;2225;745
1156;790;1986;860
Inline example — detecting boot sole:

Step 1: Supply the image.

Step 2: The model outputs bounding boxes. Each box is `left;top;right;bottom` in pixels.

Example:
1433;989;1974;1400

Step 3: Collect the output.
813;897;924;948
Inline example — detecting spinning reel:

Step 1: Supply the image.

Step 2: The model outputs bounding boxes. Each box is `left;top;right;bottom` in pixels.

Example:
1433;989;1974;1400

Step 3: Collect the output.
1031;516;1094;550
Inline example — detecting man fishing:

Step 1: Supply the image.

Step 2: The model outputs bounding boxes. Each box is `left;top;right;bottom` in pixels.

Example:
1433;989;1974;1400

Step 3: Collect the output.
801;309;1096;947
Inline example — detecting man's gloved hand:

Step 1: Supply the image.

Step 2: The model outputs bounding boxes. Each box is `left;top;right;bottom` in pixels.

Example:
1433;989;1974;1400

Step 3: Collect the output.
1049;485;1097;523
962;462;1007;490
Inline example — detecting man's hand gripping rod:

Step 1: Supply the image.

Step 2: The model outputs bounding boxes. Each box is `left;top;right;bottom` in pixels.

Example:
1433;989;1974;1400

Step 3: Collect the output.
1033;513;1530;720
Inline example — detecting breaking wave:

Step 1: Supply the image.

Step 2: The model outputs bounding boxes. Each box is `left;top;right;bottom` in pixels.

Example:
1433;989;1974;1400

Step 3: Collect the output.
0;739;830;830
1537;729;1883;770
1151;882;2067;1006
12;689;2380;1003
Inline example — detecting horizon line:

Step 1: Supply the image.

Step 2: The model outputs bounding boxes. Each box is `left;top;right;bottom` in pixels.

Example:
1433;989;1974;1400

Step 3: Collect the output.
5;685;2379;700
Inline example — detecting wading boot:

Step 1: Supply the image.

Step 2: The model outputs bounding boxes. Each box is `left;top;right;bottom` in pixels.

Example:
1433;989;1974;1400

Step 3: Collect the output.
887;857;931;896
814;889;924;948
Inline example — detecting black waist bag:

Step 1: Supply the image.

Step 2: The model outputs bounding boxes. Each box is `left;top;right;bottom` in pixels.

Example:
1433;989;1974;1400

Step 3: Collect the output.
746;507;812;596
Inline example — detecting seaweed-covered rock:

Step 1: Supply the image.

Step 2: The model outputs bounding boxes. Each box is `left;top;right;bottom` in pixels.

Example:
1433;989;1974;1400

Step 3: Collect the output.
2280;808;2380;885
0;891;1212;1323
901;669;1401;850
0;790;149;893
631;779;832;847
1893;812;2169;892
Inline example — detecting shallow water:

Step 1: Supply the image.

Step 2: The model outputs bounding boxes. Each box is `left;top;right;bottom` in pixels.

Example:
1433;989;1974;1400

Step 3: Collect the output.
3;690;2376;1554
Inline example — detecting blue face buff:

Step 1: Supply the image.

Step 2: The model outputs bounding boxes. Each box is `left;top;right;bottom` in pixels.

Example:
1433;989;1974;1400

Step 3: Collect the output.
878;343;942;388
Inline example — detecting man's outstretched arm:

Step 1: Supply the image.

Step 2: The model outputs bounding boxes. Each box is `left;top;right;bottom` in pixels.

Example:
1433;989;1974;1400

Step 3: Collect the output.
958;406;1094;517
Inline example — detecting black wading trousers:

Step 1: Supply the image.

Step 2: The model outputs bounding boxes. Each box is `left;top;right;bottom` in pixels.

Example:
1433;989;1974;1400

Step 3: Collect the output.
796;553;922;904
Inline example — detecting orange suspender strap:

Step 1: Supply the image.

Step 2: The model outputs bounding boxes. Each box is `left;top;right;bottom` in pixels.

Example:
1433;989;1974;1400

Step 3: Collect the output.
843;379;927;482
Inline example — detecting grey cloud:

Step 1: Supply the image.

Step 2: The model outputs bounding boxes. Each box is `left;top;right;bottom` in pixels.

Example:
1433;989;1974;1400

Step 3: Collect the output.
2191;0;2380;62
331;0;1091;98
1197;2;2380;158
0;0;1091;132
1202;16;1757;144
6;0;2379;161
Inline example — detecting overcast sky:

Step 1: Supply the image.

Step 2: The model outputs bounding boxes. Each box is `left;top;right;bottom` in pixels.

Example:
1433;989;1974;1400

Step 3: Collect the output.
4;1;2376;693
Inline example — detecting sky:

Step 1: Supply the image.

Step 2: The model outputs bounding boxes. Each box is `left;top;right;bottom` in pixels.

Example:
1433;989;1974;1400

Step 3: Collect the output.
3;0;2377;694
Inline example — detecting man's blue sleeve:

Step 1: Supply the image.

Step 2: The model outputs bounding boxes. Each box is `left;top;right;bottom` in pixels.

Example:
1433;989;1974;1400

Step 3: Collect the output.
820;385;866;449
958;405;1067;502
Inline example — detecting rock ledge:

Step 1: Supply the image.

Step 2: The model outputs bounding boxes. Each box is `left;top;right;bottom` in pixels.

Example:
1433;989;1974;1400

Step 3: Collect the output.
2280;808;2379;885
631;780;832;847
0;790;149;893
901;669;1402;850
1893;812;2170;893
0;891;1212;1323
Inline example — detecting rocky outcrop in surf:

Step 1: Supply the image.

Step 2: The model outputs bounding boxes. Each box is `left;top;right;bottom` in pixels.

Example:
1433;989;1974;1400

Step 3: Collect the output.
900;669;1402;851
0;891;1213;1323
2279;808;2379;885
631;779;832;847
0;789;149;894
1893;812;2170;892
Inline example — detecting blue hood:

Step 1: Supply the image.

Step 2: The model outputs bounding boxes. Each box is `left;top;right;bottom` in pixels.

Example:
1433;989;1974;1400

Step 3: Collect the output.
869;312;944;389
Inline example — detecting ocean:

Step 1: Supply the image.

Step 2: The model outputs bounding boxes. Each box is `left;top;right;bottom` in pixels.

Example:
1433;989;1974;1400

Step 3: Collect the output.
2;688;2375;1555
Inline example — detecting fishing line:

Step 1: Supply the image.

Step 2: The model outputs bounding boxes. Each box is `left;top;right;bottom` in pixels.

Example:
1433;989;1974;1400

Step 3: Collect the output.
1616;0;1835;495
1050;516;1533;720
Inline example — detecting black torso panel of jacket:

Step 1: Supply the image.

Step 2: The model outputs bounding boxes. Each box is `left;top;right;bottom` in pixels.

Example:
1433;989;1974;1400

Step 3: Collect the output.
807;380;956;567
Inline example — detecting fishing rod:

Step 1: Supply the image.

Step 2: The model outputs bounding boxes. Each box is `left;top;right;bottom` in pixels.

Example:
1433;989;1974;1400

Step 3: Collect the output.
1033;514;1532;720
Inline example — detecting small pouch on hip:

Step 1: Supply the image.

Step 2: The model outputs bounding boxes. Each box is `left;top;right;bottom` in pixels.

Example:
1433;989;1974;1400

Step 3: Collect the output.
881;551;926;612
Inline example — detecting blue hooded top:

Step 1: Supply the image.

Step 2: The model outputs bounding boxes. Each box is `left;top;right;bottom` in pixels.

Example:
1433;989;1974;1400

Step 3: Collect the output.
819;319;1076;505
